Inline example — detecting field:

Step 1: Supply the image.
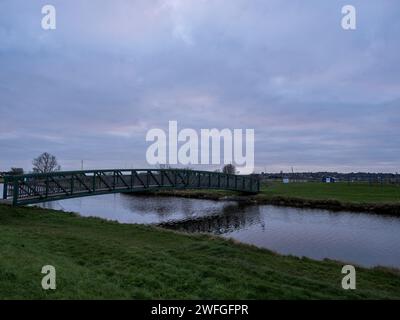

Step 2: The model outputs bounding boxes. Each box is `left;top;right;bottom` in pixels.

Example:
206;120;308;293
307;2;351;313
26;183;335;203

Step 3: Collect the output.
1;203;400;299
260;182;400;204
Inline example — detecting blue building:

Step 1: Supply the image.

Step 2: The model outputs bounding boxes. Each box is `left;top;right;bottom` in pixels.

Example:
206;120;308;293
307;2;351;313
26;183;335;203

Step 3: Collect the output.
322;176;336;183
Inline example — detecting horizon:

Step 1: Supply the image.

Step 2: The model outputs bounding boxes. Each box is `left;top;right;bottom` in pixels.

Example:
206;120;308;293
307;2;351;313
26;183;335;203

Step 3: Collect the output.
1;166;399;176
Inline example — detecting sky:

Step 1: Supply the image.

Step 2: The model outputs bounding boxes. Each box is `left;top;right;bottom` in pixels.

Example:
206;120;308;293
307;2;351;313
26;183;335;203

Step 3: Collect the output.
0;0;399;173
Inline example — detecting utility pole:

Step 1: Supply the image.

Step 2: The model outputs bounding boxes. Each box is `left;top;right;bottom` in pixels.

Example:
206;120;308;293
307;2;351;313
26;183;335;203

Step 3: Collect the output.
81;160;84;170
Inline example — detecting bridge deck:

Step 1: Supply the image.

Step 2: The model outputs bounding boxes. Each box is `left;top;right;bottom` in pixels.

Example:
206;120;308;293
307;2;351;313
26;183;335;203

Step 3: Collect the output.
3;169;259;206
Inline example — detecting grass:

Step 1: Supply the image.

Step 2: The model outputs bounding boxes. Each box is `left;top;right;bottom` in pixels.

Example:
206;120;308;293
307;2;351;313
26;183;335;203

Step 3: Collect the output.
259;182;400;204
1;203;400;299
151;182;400;205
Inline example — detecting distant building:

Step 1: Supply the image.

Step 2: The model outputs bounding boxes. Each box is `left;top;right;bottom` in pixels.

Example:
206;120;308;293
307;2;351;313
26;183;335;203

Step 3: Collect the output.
257;171;398;184
322;176;336;183
283;178;290;184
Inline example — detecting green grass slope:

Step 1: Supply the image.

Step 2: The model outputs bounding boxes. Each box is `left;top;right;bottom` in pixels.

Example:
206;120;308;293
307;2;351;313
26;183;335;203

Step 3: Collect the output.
260;182;400;204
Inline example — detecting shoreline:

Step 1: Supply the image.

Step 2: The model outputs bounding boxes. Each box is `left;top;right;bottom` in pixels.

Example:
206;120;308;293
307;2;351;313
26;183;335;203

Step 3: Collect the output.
141;189;400;216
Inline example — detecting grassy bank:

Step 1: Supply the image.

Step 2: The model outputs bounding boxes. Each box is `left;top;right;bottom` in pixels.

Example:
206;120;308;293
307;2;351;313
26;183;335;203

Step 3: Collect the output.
260;182;400;203
1;204;400;299
149;182;400;215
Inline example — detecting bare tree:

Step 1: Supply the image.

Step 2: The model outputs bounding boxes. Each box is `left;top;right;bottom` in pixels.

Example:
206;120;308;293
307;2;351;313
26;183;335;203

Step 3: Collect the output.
32;152;61;173
10;168;24;175
222;164;236;175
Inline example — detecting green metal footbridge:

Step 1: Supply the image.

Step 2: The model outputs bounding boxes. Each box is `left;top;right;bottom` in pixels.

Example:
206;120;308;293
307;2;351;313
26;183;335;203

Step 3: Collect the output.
2;169;259;206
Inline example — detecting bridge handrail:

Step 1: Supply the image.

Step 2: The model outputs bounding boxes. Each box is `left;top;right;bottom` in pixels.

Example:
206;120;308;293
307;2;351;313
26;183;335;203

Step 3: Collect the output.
3;168;254;180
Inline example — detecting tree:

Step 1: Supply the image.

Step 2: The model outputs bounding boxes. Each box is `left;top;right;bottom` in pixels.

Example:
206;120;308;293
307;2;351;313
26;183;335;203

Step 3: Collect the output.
32;152;61;173
222;164;236;175
9;168;24;175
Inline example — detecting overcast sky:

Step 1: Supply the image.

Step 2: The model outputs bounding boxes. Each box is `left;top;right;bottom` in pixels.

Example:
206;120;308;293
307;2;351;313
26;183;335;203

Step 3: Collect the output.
0;0;399;173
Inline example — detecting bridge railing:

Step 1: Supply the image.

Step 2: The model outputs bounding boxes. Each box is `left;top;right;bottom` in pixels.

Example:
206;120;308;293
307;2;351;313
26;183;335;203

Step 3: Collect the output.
3;169;260;205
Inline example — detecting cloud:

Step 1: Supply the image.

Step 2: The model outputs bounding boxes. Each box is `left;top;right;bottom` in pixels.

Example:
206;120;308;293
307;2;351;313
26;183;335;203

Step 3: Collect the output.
0;0;399;172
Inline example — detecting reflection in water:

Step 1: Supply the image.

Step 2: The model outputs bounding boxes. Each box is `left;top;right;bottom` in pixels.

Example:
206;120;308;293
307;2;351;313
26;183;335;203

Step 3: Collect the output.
24;192;400;268
160;204;264;234
36;193;237;224
120;195;222;221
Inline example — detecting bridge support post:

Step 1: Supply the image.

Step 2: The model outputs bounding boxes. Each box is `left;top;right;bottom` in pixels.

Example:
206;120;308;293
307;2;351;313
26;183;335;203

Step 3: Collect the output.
12;179;19;206
70;175;74;195
45;176;49;198
174;171;177;186
198;172;201;187
92;173;96;193
2;177;7;200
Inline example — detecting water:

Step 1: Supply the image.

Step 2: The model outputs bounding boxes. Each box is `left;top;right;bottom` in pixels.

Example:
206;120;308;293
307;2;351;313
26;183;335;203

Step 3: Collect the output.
31;192;400;269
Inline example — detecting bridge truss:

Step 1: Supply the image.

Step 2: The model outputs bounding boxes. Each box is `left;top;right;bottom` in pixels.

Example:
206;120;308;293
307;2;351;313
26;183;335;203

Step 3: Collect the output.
2;169;259;206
